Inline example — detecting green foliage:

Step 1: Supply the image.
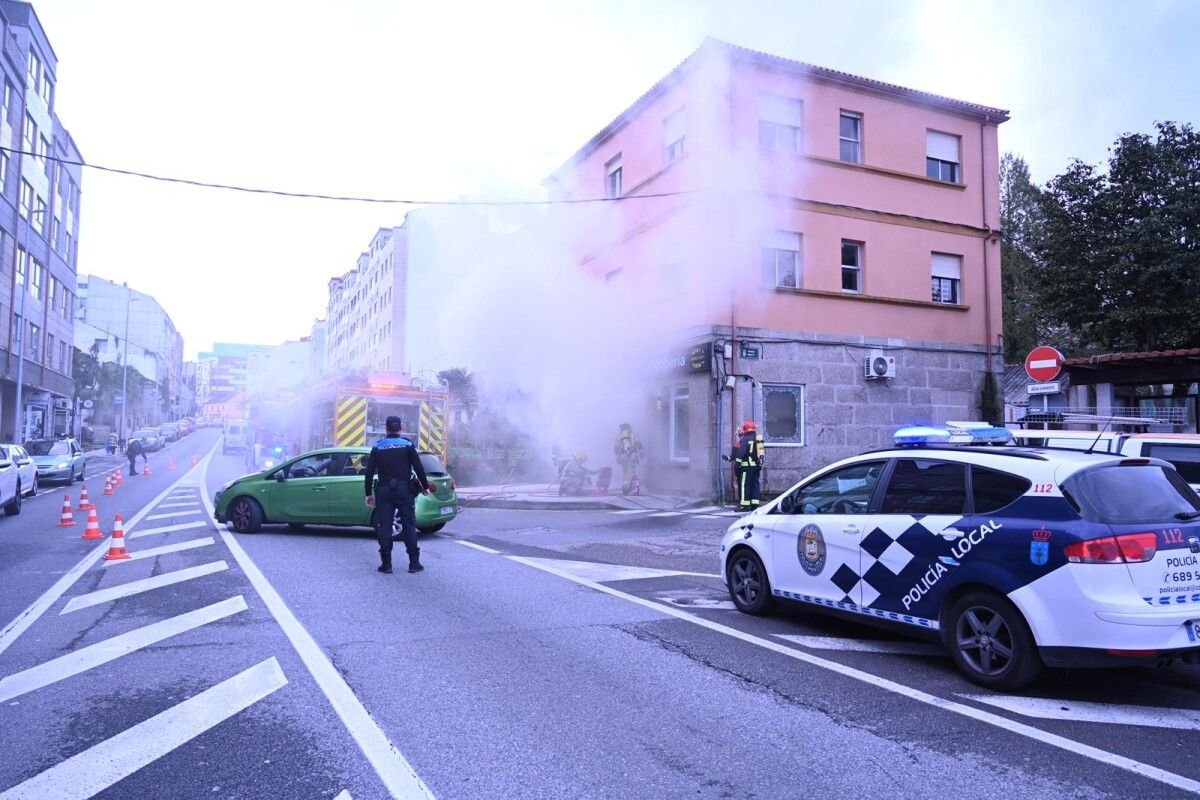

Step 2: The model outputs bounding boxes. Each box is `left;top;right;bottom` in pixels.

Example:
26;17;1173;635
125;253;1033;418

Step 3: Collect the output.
1031;122;1200;353
999;154;1045;362
980;370;1002;425
437;367;478;413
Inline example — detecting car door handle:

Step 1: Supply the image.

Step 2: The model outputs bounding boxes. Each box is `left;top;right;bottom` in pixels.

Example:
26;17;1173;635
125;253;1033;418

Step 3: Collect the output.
843;525;860;535
312;486;327;492
940;528;965;540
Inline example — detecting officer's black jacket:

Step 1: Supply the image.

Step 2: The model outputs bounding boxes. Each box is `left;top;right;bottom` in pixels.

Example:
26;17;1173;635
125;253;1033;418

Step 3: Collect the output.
363;434;429;497
125;439;144;458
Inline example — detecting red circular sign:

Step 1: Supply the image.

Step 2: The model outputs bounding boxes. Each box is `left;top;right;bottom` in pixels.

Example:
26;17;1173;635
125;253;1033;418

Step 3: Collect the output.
1025;346;1064;382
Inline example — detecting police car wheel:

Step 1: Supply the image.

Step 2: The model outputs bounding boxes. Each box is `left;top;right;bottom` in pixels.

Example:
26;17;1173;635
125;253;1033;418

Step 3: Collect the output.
947;592;1041;690
229;497;263;534
727;549;773;615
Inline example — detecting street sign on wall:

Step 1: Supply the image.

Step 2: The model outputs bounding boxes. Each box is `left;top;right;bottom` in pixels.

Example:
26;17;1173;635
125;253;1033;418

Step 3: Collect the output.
1025;346;1064;383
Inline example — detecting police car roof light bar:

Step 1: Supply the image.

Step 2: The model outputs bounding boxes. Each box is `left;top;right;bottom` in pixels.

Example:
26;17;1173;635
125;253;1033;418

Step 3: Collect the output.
893;424;1013;448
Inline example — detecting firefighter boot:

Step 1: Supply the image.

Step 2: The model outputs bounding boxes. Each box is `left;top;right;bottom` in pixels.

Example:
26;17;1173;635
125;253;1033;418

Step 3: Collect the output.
378;553;393;574
407;550;424;574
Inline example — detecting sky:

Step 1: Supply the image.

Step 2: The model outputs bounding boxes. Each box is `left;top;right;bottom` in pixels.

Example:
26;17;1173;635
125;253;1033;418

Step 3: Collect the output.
31;0;1200;360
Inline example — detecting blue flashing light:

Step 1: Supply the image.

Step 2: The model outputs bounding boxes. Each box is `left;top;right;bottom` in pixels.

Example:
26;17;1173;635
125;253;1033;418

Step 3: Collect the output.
894;423;1013;447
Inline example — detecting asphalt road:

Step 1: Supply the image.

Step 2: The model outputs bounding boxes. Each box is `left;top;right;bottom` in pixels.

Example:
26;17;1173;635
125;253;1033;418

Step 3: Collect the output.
1;431;1199;799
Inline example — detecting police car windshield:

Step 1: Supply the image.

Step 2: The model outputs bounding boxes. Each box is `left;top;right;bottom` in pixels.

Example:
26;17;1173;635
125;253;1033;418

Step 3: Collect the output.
1065;464;1200;524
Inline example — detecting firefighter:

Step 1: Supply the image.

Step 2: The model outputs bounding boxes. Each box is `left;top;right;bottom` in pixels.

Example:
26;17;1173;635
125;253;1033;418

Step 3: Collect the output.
731;420;762;511
613;422;644;495
364;416;432;574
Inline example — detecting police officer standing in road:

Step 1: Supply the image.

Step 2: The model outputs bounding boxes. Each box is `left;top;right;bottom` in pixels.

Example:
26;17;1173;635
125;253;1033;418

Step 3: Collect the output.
364;415;432;574
125;436;145;477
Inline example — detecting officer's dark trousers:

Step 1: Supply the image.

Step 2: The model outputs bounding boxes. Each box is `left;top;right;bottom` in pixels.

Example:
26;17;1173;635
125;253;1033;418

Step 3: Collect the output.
374;483;419;563
128;455;138;476
738;467;761;509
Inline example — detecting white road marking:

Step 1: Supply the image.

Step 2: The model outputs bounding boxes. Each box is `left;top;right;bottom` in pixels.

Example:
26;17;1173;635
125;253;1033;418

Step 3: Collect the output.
715;511;744;517
145;510;204;521
516;556;718;582
962;695;1200;731
689;506;721;514
454;539;502;555
695;514;722;520
102;537;216;565
647;511;684;518
198;457;435;799
333;792;353;800
129;521;208;539
0;453;219;658
508;555;1200;797
0;596;248;703
774;634;945;658
660;597;737;611
158;501;201;509
611;509;653;515
61;561;230;614
0;657;288;800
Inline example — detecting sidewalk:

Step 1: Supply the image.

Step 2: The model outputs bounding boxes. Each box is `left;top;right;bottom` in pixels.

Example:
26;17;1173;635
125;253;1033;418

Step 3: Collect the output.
457;482;720;512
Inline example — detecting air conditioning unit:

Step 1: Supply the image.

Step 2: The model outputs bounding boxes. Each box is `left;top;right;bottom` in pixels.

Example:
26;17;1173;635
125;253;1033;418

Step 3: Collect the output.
864;350;896;380
53;398;71;410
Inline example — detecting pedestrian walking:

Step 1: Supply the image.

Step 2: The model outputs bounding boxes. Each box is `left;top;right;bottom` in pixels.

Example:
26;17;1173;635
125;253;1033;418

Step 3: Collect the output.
729;420;763;511
613;422;644;495
125;437;145;476
364;415;432;574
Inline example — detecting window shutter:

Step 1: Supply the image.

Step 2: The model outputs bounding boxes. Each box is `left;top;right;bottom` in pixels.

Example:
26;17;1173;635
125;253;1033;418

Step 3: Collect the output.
926;131;959;162
759;93;803;127
931;253;962;280
606;155;622;176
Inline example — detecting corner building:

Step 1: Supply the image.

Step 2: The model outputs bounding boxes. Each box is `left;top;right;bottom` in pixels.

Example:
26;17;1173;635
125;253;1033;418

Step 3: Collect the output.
547;39;1007;496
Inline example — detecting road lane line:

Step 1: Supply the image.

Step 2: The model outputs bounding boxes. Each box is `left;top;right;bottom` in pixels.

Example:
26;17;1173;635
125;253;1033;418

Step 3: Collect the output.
454;540;502;554
102;537;216;566
774;634;945;658
145;510;204;521
129;521;208;539
961;695;1200;731
0;657;287;800
508;555;1200;796
517;556;718;582
695;514;722;520
647;511;684;518
61;561;230;614
0;596;247;703
611;509;653;515
0;448;220;658
198;456;435;799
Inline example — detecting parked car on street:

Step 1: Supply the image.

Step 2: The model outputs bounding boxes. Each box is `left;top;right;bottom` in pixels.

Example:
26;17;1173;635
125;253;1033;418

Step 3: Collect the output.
1010;429;1200;492
0;444;37;497
159;422;181;442
222;420;249;454
214;447;458;536
722;423;1200;690
131;428;164;452
0;447;23;516
25;438;85;484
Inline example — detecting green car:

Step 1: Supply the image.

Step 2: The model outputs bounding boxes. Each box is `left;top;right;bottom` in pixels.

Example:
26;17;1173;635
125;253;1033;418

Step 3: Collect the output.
214;447;459;535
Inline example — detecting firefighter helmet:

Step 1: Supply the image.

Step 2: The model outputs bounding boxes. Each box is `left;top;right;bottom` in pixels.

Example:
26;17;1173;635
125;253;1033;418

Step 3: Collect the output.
740;420;757;433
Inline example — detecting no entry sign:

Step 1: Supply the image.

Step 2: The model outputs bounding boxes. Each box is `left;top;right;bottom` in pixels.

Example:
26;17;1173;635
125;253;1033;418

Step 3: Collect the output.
1025;346;1064;382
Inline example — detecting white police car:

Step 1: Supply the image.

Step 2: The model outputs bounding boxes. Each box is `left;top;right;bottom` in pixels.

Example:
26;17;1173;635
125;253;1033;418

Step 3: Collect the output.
720;423;1200;689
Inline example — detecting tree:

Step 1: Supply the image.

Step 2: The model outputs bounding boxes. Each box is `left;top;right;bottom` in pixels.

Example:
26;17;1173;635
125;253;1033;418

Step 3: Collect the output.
437;367;478;416
999;153;1046;362
1031;122;1200;353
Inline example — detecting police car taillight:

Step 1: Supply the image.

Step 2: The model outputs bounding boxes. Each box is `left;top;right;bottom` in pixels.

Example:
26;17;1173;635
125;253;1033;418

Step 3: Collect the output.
1064;533;1157;564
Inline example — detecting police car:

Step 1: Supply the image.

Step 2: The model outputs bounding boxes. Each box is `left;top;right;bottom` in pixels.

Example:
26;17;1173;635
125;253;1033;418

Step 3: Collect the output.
720;423;1200;689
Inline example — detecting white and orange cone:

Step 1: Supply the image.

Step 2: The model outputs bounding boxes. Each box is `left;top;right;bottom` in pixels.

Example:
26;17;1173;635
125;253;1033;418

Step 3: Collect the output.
167;457;175;471
113;467;123;488
102;475;114;496
103;514;131;561
81;507;105;540
77;484;94;512
57;495;76;527
143;461;151;476
190;455;197;467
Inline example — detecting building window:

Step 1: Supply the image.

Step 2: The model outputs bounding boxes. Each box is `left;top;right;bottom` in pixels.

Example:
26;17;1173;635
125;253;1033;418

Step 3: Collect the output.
1;80;11;123
841;240;862;293
931;252;962;304
926;130;960;182
27;50;40;93
663;108;685;165
669;385;690;462
839;111;863;163
605;155;622;199
48;275;56;308
29;259;42;299
26;321;39;359
22;112;34;154
33;195;45;233
38;134;50;174
61;342;69;375
15;247;26;287
0;150;7;190
18;180;32;219
763;384;805;445
39;73;51;105
758;93;802;152
47;334;55;368
762;230;802;289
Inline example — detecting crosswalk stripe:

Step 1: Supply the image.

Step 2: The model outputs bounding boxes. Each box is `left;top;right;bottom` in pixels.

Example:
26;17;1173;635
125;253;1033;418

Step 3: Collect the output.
611;509;653;515
102;537;216;566
648;511;684;518
689;506;721;514
130;521;208;539
61;562;229;614
158;501;201;509
145;510;204;521
0;596;248;704
0;657;287;800
695;514;723;519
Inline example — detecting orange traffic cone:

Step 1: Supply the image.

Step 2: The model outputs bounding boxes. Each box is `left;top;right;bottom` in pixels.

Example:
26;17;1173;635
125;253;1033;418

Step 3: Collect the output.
114;467;123;487
81;508;105;540
103;514;131;561
77;484;93;512
57;495;76;527
111;468;121;490
190;455;197;467
102;475;114;496
168;457;175;471
143;461;151;476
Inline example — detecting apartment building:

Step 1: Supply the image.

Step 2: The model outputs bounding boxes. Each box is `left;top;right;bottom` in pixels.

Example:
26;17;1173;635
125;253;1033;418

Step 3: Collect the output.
0;1;83;441
75;275;185;426
195;342;271;415
547;39;1007;495
325;226;407;376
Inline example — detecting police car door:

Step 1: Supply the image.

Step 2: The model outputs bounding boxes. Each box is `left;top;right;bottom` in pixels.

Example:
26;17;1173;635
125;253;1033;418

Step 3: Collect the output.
861;458;969;624
769;460;886;606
